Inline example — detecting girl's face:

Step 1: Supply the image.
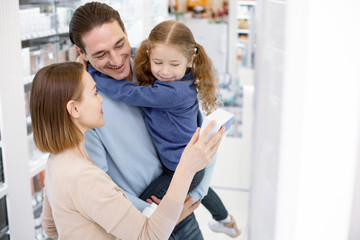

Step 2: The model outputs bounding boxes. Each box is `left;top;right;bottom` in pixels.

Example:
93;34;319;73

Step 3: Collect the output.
149;43;192;82
76;71;105;132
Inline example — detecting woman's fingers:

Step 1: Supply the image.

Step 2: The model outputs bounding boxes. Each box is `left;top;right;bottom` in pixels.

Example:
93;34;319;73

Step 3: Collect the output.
188;127;200;145
207;126;225;148
198;120;217;143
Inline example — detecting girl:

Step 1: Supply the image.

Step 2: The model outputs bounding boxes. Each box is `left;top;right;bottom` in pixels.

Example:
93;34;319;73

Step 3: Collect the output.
31;62;224;239
93;20;241;238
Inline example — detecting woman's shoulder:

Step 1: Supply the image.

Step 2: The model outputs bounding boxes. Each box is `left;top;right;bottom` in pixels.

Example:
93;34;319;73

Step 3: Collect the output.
48;151;103;180
48;150;118;192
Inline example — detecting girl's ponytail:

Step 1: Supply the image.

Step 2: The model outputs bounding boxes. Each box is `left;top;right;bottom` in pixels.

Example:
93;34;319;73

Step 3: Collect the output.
134;39;155;86
192;43;219;115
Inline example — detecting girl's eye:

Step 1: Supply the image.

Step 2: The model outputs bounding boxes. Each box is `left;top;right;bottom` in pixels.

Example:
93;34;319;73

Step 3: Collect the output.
171;64;179;67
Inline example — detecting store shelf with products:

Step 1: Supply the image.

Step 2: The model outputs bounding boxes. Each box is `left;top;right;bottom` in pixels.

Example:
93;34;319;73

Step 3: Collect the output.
235;0;256;68
0;0;83;238
1;0;170;238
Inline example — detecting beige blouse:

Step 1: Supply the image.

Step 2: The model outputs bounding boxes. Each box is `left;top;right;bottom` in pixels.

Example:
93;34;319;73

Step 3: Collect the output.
41;150;183;240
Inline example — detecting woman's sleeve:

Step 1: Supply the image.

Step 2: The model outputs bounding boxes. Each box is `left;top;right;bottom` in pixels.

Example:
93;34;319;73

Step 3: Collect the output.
41;191;59;238
73;165;183;239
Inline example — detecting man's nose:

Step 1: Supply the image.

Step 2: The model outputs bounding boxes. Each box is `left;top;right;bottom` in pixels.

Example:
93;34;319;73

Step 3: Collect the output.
108;50;122;66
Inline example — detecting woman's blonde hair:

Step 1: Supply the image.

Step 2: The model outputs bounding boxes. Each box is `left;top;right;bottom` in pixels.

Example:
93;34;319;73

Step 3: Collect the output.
30;62;84;154
134;20;218;115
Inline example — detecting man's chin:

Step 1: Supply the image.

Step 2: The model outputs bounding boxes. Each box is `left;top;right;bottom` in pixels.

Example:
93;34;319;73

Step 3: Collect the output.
107;69;130;81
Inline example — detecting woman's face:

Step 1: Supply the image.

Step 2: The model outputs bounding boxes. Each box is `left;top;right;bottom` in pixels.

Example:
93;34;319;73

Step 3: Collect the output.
76;71;105;131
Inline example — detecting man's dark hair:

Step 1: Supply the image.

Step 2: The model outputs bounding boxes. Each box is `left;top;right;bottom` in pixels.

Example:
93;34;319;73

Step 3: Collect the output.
69;2;125;52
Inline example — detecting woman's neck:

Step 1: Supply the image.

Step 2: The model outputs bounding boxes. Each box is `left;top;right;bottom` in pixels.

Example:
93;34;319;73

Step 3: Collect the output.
71;142;91;162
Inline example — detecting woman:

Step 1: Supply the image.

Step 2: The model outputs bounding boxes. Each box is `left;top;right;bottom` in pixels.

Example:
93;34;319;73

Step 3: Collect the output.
30;62;224;240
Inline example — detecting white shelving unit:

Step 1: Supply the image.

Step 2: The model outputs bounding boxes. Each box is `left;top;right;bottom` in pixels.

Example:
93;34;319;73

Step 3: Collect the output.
0;1;35;238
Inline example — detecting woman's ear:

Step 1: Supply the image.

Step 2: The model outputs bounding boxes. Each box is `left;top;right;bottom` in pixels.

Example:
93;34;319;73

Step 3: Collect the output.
66;100;80;119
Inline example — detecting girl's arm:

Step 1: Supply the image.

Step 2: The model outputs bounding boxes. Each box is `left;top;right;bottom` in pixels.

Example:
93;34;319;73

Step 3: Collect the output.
95;73;193;109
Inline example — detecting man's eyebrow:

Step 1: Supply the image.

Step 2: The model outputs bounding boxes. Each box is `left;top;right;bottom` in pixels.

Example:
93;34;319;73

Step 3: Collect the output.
91;37;125;57
114;37;125;46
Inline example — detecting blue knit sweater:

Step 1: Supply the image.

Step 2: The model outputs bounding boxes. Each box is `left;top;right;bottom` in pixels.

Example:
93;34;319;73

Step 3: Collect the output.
92;68;200;171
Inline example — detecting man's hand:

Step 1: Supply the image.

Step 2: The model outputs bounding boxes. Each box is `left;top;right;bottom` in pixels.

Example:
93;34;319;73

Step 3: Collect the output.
146;195;201;225
177;196;201;225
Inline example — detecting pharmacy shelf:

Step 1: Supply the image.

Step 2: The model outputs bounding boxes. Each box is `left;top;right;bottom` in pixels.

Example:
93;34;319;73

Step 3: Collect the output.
237;29;250;34
21;31;69;49
238;1;256;6
237;43;246;48
237;14;250;19
29;154;48;179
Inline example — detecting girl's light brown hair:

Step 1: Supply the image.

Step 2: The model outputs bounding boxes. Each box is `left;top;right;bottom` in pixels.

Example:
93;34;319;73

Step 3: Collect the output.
30;62;84;154
134;20;219;115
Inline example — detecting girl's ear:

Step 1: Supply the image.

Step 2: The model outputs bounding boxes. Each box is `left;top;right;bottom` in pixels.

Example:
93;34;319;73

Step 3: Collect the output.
66;100;80;119
188;54;196;67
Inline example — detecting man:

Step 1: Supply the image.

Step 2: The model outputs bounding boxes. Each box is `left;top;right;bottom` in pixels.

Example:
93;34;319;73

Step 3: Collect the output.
69;2;215;239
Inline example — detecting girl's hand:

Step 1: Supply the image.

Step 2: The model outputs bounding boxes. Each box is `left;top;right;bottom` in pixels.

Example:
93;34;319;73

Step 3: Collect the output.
179;121;225;174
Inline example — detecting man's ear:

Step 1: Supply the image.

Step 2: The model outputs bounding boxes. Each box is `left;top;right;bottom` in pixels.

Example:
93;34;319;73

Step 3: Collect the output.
66;100;80;119
74;44;88;61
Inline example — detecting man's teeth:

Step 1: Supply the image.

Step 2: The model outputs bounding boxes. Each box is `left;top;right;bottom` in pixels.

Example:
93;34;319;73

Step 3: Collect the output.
112;65;123;69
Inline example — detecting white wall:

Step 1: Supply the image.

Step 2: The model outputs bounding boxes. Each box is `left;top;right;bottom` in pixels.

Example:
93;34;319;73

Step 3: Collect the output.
250;0;360;239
